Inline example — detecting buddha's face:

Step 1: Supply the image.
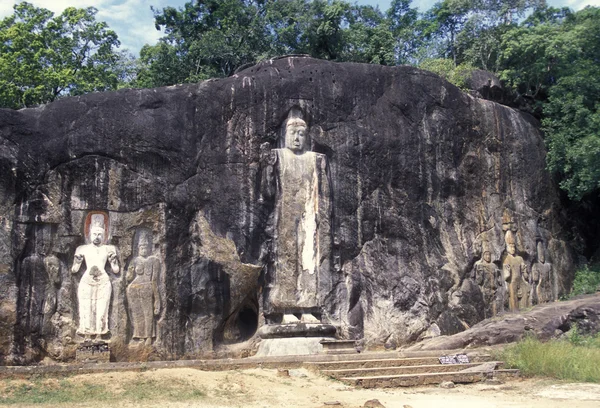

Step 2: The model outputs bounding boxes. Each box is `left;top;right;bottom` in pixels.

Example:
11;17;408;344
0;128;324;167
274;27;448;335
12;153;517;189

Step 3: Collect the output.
507;243;516;256
285;123;307;153
483;251;491;263
91;227;104;246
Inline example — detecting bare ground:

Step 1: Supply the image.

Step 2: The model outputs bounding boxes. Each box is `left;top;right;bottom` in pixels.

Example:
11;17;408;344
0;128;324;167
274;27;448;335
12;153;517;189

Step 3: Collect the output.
2;367;600;408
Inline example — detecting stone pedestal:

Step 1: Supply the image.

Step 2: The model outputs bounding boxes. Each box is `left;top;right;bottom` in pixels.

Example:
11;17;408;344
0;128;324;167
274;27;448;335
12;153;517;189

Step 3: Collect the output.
75;341;110;363
255;323;337;357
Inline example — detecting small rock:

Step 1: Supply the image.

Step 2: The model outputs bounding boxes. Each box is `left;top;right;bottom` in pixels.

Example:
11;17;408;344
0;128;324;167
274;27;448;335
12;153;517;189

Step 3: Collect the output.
289;369;308;378
485;378;504;385
363;399;386;408
403;405;413;408
277;369;289;377
439;381;455;389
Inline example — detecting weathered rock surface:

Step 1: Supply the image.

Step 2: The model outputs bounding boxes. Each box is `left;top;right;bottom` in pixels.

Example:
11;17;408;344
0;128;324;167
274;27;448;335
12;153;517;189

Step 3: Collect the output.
0;56;575;363
466;69;504;103
405;294;600;351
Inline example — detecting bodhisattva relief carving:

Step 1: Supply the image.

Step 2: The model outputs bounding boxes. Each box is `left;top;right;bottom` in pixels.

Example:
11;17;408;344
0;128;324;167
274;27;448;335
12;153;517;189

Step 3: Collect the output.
126;230;161;345
263;112;332;324
503;230;530;311
474;241;502;318
71;213;119;339
20;228;61;336
532;240;553;304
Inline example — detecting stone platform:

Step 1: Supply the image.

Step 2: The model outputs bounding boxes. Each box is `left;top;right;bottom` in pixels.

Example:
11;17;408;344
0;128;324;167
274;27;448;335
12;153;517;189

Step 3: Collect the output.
75;341;111;363
0;349;517;388
256;323;338;357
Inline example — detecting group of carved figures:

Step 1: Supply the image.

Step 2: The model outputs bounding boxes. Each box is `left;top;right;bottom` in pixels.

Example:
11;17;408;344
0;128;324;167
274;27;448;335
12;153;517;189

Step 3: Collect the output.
38;110;557;348
473;230;554;318
70;214;161;345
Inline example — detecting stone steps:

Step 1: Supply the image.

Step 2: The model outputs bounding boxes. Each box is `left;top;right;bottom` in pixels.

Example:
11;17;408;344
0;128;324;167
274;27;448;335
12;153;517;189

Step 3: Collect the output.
306;354;493;371
342;370;494;388
309;353;519;388
321;361;504;379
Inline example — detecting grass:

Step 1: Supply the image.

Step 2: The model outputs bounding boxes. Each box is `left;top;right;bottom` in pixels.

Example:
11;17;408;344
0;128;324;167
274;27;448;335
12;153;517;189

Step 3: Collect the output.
500;330;600;383
0;375;206;405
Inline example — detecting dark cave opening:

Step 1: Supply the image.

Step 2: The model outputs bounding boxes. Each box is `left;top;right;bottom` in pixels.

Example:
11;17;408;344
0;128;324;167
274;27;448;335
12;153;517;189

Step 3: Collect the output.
236;305;258;341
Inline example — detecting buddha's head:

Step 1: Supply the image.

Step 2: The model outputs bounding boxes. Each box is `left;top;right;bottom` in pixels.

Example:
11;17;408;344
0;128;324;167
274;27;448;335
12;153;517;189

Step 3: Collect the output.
284;117;308;154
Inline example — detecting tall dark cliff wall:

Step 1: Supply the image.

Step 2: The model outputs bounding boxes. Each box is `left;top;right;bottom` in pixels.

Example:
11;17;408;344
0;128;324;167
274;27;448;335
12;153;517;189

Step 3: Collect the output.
0;56;575;363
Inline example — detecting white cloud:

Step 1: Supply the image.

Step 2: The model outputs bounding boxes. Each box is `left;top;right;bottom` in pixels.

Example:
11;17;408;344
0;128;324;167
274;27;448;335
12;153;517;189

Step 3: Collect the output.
0;1;183;54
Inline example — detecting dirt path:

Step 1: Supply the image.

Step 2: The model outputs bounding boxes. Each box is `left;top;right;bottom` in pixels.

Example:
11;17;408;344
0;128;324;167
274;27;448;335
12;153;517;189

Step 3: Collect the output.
3;367;600;408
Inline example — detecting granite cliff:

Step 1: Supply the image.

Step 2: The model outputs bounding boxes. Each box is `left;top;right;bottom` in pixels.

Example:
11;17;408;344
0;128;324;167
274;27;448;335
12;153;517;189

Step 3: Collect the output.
0;56;575;363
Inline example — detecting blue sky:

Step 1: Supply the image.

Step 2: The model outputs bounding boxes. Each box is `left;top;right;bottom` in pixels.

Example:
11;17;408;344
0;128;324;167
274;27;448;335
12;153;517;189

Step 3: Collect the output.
0;0;598;55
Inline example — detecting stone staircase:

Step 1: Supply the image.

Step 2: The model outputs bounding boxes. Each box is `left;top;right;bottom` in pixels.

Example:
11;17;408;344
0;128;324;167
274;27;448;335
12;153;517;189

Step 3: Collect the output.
306;353;519;388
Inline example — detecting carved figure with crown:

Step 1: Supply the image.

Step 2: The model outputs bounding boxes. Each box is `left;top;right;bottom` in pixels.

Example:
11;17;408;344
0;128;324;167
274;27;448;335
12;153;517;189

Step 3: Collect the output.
71;213;119;339
502;230;530;311
474;240;503;318
126;229;161;345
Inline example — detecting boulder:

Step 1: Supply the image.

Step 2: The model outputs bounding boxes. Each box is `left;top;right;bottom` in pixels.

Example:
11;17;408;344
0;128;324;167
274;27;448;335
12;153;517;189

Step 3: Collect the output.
0;56;575;362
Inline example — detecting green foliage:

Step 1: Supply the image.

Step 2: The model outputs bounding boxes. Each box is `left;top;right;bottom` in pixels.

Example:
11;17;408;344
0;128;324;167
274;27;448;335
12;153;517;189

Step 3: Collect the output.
501;335;600;382
0;376;206;405
141;0;406;85
418;58;476;89
570;265;600;296
0;2;122;109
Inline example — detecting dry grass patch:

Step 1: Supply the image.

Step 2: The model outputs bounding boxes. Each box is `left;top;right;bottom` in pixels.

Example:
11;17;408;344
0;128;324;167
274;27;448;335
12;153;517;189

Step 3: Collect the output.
0;371;206;405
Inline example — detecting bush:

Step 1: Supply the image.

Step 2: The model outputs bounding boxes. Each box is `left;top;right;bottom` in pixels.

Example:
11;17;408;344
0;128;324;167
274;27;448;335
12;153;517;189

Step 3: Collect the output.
418;58;477;90
570;265;600;296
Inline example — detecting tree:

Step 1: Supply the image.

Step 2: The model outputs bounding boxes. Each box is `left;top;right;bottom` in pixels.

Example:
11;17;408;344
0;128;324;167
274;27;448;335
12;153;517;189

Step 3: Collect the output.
424;0;473;65
149;0;273;81
0;2;121;109
387;0;424;64
541;7;600;200
143;0;397;85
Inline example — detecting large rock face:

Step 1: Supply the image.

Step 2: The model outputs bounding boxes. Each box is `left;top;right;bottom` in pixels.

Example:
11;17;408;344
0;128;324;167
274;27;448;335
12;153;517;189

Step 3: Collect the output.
0;56;575;363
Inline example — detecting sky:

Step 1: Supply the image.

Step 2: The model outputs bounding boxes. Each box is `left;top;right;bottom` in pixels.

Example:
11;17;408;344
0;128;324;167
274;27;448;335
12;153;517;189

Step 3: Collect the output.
0;0;599;55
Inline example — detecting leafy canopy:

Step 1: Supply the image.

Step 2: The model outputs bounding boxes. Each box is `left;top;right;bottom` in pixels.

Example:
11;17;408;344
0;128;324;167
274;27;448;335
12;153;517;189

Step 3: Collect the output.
0;2;121;109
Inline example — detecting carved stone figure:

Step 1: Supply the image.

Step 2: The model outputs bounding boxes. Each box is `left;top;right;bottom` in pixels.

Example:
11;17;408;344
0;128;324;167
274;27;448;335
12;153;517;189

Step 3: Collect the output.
532;240;553;304
474;242;502;318
262;112;332;324
19;228;61;336
42;254;61;332
126;231;161;345
71;214;119;338
503;230;530;311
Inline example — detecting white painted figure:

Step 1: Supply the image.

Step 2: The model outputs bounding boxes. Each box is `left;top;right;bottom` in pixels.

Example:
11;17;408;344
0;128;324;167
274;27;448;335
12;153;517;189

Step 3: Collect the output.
71;214;119;338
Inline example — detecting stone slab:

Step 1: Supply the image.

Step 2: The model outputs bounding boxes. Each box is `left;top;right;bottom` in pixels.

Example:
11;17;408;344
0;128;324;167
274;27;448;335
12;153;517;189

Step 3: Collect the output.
258;323;337;339
255;337;336;357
